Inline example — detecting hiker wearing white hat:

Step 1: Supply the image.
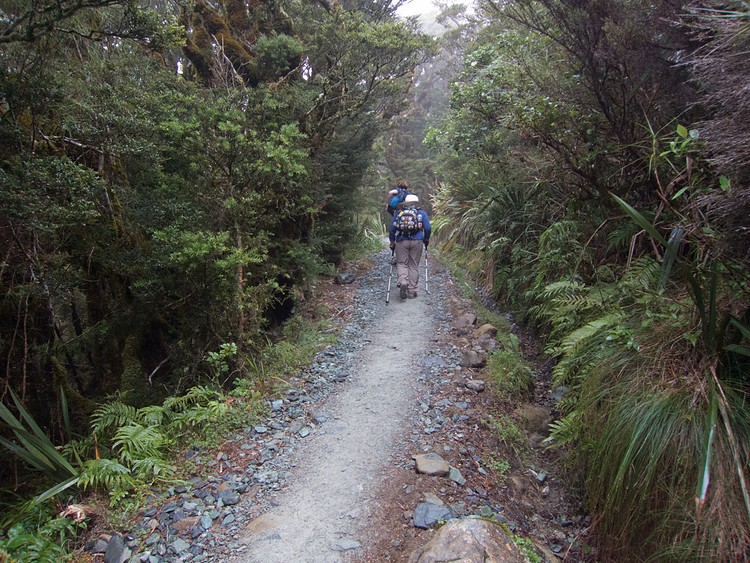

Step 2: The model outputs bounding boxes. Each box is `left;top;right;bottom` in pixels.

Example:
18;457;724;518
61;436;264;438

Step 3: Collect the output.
389;192;431;299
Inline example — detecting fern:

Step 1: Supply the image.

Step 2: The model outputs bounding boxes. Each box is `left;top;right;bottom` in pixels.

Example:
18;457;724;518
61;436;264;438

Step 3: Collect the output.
77;458;133;491
546;411;580;446
90;402;139;435
112;424;165;462
129;457;173;478
137;405;169;427
162;385;222;412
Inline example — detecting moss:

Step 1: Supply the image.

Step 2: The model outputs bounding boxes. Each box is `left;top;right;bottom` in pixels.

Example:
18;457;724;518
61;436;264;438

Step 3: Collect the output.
119;335;149;407
49;356;97;416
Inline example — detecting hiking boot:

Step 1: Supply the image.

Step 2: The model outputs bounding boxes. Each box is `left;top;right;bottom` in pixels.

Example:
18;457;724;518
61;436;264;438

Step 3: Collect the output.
399;285;408;299
407;291;418;299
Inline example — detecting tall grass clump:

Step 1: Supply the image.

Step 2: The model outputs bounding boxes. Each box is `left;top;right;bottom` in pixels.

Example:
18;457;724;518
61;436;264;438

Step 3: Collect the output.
579;330;750;560
486;349;533;401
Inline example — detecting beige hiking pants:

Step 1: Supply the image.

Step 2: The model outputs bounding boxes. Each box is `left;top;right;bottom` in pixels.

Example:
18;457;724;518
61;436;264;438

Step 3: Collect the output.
395;239;423;293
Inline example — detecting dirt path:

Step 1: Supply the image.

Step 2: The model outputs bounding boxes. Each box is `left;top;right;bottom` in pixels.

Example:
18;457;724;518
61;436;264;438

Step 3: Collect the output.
217;248;587;563
231;260;435;562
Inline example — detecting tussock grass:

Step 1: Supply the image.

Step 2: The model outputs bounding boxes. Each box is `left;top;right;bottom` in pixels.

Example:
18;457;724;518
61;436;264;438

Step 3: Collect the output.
580;342;750;561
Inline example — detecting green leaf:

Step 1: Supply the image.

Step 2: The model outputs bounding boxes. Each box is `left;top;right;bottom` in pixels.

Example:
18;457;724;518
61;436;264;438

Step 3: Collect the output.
610;194;668;246
725;344;750;357
696;385;718;506
676;124;688;138
35;476;80;503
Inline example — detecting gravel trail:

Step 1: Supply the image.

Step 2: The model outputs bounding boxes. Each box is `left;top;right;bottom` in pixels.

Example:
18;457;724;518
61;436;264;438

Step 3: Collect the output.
230;247;438;562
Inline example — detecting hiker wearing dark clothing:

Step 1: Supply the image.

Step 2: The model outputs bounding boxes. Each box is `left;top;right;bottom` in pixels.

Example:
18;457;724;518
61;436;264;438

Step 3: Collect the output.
386;179;411;217
389;194;431;299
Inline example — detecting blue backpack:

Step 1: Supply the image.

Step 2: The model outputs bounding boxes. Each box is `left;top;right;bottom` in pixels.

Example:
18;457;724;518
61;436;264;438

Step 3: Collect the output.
387;188;409;215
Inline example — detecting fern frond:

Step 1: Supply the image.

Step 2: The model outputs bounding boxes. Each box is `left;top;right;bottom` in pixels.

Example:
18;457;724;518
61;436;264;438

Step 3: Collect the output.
112;424;164;460
162;385;223;413
621;256;660;291
138;405;169;427
90;402;139;434
546;411;581;447
77;458;133;491
130;457;174;479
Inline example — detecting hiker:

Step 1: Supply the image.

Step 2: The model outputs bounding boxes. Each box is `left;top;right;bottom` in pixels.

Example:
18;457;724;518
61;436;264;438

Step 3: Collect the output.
389;194;431;300
386;180;411;217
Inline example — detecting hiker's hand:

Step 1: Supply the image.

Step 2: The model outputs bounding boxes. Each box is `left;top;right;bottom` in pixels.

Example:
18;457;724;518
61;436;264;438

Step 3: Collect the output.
390;242;396;250
424;240;429;249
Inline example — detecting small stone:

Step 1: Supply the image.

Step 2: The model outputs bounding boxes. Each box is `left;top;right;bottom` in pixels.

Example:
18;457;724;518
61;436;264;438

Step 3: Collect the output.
465;379;486;392
448;467;467;486
423;492;444;506
413;502;454;529
299;427;311;438
453;313;477;328
220;491;241;506
170;538;191;555
334;272;357;284
478;505;494;518
271;400;283;411
413;453;450;476
104;535;130;563
330;538;361;551
472;323;498;338
460;351;487;368
200;514;213;530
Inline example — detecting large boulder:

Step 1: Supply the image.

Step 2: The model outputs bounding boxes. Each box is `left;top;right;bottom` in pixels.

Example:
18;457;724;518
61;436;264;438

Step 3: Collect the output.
408;518;526;563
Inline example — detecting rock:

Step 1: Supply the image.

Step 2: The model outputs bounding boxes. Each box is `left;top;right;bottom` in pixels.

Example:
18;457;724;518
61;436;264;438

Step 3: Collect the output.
465;379;486;392
448;466;467;486
476;333;498;352
220;491;241;506
423;492;444;506
453;313;477;329
413;453;450;476
472;323;498;338
172;516;199;534
408;518;526;563
514;404;552;434
330;538;361;551
171;537;191;555
413;502;454;529
104;535;131;563
89;538;108;554
334;272;357;284
551;385;568;402
460;350;487;368
200;513;213;530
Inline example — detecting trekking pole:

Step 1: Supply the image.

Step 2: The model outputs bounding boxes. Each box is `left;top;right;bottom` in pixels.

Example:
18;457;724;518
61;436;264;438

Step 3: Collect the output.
386;249;395;304
424;246;429;294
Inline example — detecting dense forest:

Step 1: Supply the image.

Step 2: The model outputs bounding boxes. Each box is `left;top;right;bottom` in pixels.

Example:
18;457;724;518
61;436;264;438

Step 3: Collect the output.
1;0;749;560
